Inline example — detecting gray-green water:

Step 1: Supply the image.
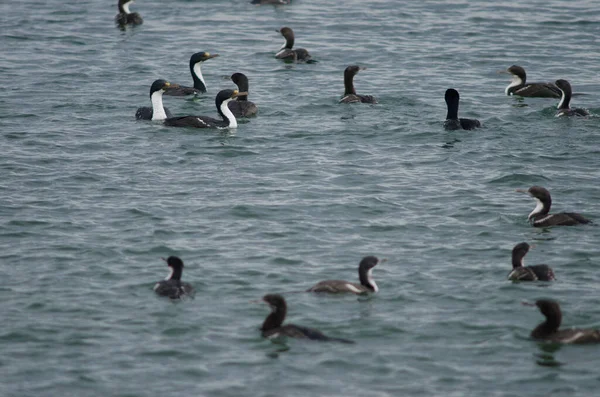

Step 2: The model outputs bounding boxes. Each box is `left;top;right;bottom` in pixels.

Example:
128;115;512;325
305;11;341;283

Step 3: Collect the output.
2;0;600;396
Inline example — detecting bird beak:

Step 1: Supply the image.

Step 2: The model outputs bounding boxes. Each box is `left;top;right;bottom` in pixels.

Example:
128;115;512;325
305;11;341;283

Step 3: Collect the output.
233;91;247;98
160;257;167;264
515;188;529;194
207;53;219;59
359;67;367;71
497;69;510;74
521;301;536;307
379;258;388;264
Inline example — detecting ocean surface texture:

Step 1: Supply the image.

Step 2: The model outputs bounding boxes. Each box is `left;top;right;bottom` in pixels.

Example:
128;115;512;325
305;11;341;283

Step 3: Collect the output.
2;1;600;396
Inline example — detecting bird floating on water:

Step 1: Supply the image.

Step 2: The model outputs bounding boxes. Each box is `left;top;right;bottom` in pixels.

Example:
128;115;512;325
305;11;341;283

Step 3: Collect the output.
164;52;220;96
154;256;195;299
443;89;481;130
499;65;561;98
523;299;600;344
554;79;589;117
339;66;377;104
275;27;313;63
507;242;555;282
228;73;258;117
260;294;354;343
115;0;143;29
135;79;176;121
516;186;591;227
307;256;383;294
164;89;244;129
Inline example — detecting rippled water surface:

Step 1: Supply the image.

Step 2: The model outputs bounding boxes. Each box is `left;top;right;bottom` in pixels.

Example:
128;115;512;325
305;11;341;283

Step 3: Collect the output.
2;1;600;396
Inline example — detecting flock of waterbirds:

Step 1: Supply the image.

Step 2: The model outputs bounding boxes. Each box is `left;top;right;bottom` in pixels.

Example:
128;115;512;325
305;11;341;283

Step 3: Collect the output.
116;0;599;345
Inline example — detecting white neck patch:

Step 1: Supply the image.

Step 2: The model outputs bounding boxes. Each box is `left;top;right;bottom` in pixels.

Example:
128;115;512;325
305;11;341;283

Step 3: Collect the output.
505;75;523;95
150;90;167;120
367;267;378;293
193;63;206;87
528;197;544;220
220;98;237;128
122;1;132;14
165;266;174;280
557;91;567;109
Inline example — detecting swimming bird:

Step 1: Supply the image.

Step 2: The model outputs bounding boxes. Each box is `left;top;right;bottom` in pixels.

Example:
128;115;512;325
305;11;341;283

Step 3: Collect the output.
516;186;591;227
443;89;481;130
523;300;600;343
307;256;383;294
555;79;589;117
153;256;195;299
275;27;313;63
499;65;561;98
260;294;354;343
135;79;176;121
164;52;219;96
115;0;143;29
339;66;377;104
228;73;258;117
163;89;244;129
507;243;555;281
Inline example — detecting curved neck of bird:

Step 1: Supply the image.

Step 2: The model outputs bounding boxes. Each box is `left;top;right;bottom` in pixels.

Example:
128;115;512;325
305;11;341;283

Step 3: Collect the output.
120;1;131;14
191;62;207;93
283;35;294;50
505;75;524;95
150;90;167;120
557;90;571;110
445;97;459;120
218;98;237;128
262;304;286;331
359;266;378;292
165;266;182;281
528;197;550;221
512;252;525;269
343;72;356;96
235;81;249;101
531;312;561;338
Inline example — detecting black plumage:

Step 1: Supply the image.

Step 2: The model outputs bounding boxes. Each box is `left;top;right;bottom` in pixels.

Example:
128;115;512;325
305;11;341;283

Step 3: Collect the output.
339;66;377;104
260;294;354;343
507;243;555;281
228;73;258;117
153;256;195;299
443;89;481;130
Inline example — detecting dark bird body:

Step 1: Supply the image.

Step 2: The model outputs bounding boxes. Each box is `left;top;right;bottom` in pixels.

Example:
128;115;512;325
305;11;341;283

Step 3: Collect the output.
501;65;561;98
526;300;600;344
507;242;555;282
164;89;244;129
339;66;377;104
164;52;219;96
154;256;195;299
307;256;382;294
276;27;313;63
115;0;143;29
260;294;354;343
516;186;591;227
555;79;589;117
135;79;174;121
228;73;258;117
443;89;481;130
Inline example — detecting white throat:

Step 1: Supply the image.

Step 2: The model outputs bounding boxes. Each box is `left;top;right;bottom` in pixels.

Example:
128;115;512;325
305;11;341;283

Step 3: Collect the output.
505;75;523;95
528;197;544;220
220;98;237;128
557;91;567;109
193;63;206;87
367;267;378;293
150;90;167;120
123;1;132;14
165;267;174;281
